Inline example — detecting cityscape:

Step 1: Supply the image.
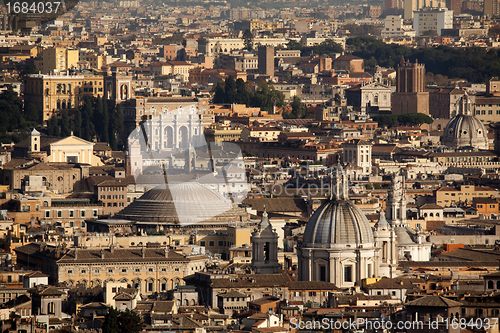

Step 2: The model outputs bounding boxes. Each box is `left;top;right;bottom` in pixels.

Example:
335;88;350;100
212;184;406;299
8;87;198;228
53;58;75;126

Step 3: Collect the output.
2;0;500;331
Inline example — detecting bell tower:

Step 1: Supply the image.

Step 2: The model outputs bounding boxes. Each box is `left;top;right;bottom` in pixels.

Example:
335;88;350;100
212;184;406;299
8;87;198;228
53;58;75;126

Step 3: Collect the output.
386;171;407;227
27;128;47;161
251;208;280;274
373;210;398;278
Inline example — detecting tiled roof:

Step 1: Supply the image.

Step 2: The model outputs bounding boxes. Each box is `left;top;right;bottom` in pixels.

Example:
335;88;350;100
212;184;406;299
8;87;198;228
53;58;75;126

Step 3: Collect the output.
406;295;462;308
242;197;307;213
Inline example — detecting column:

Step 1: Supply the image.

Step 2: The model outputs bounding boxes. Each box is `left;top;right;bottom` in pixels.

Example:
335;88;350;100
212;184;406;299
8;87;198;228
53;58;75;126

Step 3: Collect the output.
329;253;335;283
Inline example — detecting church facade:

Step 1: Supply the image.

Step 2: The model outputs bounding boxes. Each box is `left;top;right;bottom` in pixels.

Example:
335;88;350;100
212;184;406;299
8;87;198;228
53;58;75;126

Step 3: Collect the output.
297;167;431;288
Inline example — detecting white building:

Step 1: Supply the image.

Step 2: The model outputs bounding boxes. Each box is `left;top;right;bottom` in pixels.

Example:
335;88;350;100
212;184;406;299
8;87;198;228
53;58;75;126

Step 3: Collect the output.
381;15;416;38
298;166;398;287
413;8;453;36
404;0;446;19
386;171;431;262
343;139;372;177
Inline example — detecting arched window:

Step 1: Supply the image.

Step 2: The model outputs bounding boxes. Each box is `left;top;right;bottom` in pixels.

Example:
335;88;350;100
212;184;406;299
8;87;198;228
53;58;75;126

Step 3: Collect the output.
57;100;61;109
488;280;494;289
67;84;71;93
62;100;66;109
62;84;66;94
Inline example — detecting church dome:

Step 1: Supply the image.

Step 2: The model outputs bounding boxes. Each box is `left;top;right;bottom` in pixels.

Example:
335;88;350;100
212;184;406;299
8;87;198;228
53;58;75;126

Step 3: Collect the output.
303;197;374;246
441;114;488;149
114;182;248;224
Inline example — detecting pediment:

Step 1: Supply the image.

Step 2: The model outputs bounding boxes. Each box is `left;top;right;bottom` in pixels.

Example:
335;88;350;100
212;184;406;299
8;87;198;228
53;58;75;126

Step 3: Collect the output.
50;136;94;147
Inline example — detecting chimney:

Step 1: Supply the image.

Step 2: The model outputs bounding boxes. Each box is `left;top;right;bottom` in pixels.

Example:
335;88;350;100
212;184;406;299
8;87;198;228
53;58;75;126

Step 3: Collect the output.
164;246;169;258
101;248;105;259
74;249;78;260
142;245;146;258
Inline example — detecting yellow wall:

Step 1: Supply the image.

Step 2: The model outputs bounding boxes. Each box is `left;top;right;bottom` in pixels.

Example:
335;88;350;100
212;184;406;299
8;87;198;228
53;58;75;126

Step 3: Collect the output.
41;47;80;74
436;185;497;206
48;136;99;165
24;74;105;123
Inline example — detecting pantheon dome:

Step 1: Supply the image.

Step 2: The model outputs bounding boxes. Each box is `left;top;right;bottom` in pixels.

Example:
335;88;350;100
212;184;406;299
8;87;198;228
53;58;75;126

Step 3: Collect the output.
114;182;249;226
441;93;489;150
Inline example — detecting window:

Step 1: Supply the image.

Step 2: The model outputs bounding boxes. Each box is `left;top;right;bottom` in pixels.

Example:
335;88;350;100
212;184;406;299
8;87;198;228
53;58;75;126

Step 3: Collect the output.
148;268;153;272
69;210;74;218
57;210;62;218
68;270;73;274
209;241;215;247
45;211;50;218
81;210;86;218
218;240;224;246
344;266;352;282
135;268;140;273
81;269;86;274
94;269;100;274
108;269;113;273
200;241;206;246
122;268;127;273
174;268;180;272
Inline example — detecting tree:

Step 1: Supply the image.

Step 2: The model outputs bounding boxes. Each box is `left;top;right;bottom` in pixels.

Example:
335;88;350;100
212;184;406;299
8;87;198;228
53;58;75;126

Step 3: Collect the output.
489;24;500;38
118;309;144;333
286;39;302;50
251;80;285;112
236;78;251;105
47;115;60;136
81;96;95;141
93;96;109;142
224;75;238;103
24;102;39;123
109;103;125;150
212;81;225;104
20;64;38;77
243;29;254;51
373;114;398;128
286;96;308;119
60;111;71;137
102;308;143;333
102;307;120;333
73;108;82;137
283;72;291;82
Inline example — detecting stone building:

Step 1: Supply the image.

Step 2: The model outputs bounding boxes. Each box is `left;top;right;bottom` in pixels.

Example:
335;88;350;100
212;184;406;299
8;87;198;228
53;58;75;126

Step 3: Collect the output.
391;58;429;115
15;243;208;295
24;73;105;123
297;165;396;287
